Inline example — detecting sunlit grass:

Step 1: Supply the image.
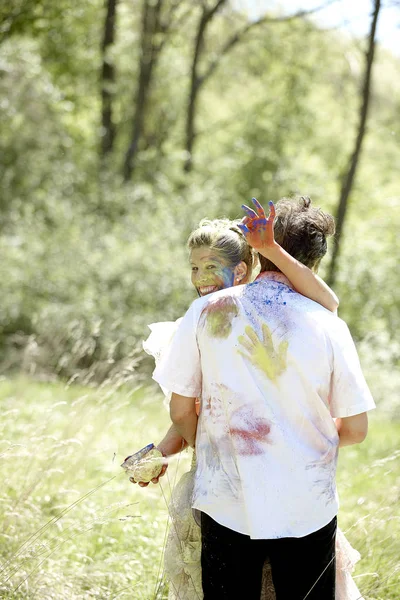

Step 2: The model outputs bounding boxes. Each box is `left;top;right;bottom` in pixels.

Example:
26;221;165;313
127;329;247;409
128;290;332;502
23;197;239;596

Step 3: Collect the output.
0;377;398;599
337;419;400;599
0;377;190;599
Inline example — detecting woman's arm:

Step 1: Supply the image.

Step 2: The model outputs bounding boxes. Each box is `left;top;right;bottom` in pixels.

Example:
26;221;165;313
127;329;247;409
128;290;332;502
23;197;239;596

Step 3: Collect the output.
259;243;339;312
130;424;187;488
157;423;188;456
170;393;198;449
239;198;339;313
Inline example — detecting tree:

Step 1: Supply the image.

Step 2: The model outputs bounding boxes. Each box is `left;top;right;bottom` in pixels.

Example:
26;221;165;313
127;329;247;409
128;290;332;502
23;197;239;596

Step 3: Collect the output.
100;0;119;157
184;0;228;173
327;0;381;287
122;0;191;181
183;0;339;173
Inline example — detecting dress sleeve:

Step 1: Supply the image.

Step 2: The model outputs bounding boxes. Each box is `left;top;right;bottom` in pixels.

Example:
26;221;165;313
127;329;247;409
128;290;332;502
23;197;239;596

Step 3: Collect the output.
143;319;183;364
143;319;183;407
328;319;376;418
153;301;202;398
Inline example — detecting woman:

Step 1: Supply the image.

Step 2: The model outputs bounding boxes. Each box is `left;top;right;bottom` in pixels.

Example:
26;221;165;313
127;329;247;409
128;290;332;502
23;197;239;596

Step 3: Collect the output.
130;199;362;600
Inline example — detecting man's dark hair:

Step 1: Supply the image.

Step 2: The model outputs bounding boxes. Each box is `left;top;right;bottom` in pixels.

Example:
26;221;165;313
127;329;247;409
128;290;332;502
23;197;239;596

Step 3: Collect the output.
260;196;336;272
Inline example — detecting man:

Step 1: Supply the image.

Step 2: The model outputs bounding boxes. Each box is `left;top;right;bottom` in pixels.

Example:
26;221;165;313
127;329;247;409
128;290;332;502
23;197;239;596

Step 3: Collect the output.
153;196;375;600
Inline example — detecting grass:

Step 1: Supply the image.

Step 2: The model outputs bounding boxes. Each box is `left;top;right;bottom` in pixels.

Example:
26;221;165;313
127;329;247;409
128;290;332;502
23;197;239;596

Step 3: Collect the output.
0;376;399;599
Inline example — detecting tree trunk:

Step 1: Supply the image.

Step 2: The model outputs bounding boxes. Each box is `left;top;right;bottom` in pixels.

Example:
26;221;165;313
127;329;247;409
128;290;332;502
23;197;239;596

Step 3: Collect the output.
327;0;381;287
184;0;227;173
123;0;164;182
100;0;118;157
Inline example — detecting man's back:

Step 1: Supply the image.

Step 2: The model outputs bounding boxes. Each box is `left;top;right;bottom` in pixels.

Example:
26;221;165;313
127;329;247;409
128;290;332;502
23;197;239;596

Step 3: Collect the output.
156;271;374;539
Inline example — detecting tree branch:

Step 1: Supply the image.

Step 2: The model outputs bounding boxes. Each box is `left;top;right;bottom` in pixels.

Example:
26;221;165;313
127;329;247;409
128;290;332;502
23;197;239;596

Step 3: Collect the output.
200;0;340;86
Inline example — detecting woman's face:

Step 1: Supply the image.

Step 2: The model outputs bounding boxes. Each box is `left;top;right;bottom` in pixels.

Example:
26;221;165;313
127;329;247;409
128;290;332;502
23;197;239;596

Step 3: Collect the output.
190;247;236;297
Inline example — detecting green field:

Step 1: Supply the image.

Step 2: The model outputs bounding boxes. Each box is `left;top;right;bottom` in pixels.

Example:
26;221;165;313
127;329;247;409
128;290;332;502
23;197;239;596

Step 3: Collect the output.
0;378;399;599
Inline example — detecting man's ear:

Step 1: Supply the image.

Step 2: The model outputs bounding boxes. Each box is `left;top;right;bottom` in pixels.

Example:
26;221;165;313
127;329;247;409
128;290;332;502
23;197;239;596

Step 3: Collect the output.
233;261;248;284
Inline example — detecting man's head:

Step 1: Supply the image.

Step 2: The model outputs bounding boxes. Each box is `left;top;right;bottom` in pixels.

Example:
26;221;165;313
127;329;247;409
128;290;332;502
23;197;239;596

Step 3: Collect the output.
259;196;335;273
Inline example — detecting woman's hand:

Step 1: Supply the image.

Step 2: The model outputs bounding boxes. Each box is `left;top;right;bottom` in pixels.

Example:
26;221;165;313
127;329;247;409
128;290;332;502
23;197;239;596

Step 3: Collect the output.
238;198;276;252
129;462;168;487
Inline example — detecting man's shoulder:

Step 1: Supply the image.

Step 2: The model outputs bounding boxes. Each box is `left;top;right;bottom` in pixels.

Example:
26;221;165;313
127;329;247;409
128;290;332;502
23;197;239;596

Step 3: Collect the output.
186;289;237;320
197;286;241;307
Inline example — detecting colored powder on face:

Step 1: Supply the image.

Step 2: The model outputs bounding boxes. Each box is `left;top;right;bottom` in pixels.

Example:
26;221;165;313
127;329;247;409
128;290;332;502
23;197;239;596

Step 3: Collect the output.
220;266;235;288
203;296;239;339
190;248;236;294
195;265;235;293
237;324;288;382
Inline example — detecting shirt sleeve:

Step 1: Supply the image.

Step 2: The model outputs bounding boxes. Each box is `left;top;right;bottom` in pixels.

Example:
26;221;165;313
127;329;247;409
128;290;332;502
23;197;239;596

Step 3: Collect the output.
152;301;202;398
328;319;375;418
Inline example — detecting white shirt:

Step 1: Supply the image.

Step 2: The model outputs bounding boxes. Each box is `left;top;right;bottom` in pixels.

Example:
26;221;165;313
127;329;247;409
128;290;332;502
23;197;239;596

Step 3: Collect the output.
153;272;375;539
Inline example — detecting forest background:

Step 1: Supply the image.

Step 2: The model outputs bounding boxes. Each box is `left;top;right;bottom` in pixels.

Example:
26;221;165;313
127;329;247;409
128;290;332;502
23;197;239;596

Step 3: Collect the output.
0;0;399;598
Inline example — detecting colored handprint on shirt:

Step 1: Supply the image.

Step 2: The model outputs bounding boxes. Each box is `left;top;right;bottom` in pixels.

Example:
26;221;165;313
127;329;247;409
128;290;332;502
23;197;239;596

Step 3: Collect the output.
201;296;239;339
237;324;288;382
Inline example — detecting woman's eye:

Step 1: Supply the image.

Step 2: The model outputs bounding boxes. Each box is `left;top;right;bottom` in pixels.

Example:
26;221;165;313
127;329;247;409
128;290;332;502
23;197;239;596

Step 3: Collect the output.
206;265;216;270
191;267;198;272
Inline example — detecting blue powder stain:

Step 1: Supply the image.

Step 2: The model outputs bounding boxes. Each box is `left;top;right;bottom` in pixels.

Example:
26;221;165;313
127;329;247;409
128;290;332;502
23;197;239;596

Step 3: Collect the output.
241;278;294;337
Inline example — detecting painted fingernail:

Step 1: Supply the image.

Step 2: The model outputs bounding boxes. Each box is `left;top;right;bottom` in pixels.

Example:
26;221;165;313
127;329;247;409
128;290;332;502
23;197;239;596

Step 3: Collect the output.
238;223;249;234
269;200;274;206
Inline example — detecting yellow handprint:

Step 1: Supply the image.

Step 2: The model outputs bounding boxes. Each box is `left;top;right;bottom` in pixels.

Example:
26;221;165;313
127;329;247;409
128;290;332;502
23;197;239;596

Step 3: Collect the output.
237;324;288;382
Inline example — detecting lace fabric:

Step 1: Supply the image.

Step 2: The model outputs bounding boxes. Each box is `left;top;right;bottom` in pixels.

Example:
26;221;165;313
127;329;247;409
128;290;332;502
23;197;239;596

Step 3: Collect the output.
143;320;182;407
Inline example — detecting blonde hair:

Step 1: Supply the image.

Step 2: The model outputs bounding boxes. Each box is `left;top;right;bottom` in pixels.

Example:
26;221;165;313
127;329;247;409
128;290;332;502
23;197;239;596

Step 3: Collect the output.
187;218;256;276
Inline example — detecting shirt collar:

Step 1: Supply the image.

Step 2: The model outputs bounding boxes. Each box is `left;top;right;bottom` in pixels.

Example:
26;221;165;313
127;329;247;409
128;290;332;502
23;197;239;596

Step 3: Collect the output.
254;271;295;290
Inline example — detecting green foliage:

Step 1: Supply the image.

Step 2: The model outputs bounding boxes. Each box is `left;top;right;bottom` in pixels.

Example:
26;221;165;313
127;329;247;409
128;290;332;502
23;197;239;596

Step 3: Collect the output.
0;4;399;595
0;0;399;412
0;377;183;599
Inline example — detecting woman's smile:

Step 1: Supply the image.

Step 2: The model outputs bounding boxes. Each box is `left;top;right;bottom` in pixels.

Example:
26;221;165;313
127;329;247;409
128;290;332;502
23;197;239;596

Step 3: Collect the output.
190;248;235;297
197;285;220;296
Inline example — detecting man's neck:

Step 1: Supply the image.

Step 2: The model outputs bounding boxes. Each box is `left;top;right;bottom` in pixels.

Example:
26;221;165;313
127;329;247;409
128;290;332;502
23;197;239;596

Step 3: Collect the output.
255;271;295;289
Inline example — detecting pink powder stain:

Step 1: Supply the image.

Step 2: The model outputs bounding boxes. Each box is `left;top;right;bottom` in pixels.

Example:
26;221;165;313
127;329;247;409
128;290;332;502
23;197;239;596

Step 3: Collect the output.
200;296;239;338
204;393;227;427
229;406;272;456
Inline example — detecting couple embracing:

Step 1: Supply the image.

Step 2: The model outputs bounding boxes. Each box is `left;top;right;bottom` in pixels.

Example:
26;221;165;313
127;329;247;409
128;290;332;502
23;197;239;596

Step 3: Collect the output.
132;196;375;600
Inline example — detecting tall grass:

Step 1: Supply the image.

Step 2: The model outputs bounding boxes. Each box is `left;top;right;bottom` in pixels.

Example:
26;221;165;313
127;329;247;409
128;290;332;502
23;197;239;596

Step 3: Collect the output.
0;377;398;599
0;377;190;599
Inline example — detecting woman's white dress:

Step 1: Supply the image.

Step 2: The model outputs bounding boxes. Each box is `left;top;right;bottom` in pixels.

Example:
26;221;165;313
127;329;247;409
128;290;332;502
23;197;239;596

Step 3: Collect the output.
144;321;364;600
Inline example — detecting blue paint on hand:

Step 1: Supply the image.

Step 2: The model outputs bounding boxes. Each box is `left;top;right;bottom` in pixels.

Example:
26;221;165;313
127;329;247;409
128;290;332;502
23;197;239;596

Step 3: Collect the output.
238;223;250;234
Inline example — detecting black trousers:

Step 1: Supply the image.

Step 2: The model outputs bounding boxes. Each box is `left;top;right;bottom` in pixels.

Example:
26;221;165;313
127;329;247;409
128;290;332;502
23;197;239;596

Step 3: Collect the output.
201;512;336;600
